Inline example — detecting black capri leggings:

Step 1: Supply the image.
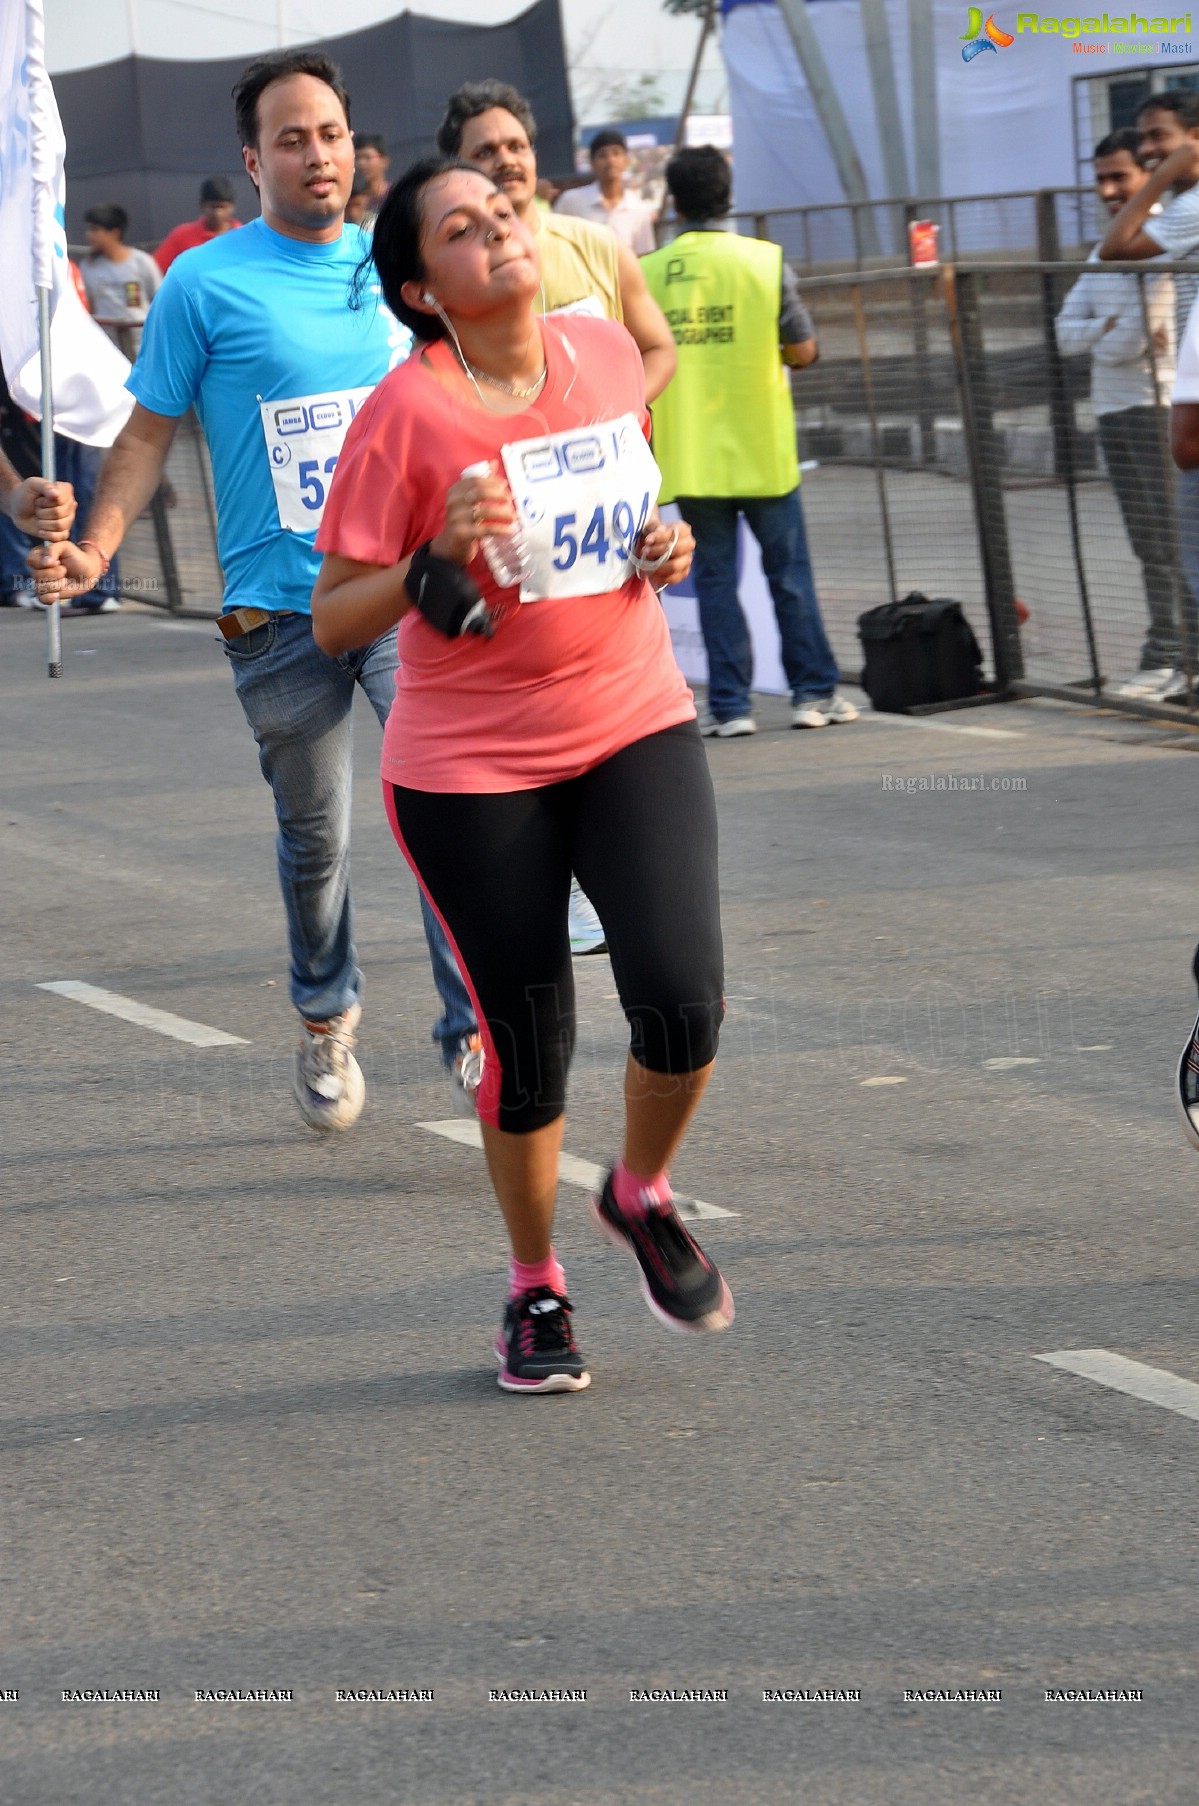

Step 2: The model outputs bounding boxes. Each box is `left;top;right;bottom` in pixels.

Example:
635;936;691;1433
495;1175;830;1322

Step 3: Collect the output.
385;720;724;1134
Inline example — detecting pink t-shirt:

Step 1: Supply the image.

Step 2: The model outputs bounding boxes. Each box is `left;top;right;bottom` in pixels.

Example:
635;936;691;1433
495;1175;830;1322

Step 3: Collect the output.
317;315;694;793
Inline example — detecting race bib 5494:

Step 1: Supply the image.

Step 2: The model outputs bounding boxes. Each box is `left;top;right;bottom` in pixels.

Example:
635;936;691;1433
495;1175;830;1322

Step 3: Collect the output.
500;412;662;603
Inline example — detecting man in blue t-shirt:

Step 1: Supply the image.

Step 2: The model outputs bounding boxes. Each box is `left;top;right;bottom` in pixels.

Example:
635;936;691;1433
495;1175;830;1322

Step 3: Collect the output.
44;50;480;1130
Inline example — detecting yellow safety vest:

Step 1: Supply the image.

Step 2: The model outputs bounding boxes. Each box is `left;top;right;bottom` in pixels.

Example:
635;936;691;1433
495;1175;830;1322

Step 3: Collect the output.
532;211;623;322
642;230;799;502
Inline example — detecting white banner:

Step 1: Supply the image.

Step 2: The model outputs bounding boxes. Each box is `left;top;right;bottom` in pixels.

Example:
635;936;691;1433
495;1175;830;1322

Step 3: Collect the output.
723;0;1096;215
659;503;788;696
0;0;133;447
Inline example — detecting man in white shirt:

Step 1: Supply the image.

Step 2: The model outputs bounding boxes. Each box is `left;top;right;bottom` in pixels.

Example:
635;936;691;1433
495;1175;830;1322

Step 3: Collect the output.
554;130;656;256
1100;89;1199;696
1058;128;1178;696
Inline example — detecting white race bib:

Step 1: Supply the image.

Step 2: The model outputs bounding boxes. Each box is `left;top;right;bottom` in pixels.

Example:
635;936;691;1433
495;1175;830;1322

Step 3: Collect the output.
501;413;661;603
259;387;374;532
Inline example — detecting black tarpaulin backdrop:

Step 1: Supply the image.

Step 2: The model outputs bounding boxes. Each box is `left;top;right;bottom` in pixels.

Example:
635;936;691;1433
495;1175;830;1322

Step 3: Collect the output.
55;0;571;244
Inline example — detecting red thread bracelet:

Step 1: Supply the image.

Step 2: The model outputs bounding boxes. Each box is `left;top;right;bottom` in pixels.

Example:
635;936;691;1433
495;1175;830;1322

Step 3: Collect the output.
77;539;111;574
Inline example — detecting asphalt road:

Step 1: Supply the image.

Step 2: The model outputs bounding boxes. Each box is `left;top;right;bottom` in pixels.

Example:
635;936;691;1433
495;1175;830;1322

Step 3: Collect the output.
2;607;1198;1805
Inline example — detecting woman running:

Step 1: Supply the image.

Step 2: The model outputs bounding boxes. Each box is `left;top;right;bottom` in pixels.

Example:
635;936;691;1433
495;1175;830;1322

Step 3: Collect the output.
312;157;732;1393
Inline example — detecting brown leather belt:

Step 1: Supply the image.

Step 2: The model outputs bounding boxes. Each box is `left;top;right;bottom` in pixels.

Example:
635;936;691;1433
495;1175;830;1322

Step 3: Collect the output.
217;607;291;641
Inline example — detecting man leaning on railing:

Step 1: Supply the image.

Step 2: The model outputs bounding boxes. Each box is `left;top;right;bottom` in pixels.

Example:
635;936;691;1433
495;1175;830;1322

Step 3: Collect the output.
1057;127;1178;699
1099;87;1199;697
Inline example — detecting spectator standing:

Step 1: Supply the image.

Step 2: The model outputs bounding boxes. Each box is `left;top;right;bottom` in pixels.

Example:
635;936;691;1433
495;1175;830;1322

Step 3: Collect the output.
353;132;390;224
81;204;161;357
642;146;856;735
1057;129;1178;698
1100;88;1199;695
554;129;656;255
345;173;372;228
42;51;480;1127
154;178;242;275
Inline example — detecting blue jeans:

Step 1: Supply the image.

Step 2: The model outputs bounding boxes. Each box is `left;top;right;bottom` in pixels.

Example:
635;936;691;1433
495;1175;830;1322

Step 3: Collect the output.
677;490;839;720
224;610;475;1063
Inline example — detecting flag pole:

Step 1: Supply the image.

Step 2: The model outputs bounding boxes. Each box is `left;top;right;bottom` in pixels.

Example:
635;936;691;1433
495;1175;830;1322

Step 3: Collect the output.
37;284;62;678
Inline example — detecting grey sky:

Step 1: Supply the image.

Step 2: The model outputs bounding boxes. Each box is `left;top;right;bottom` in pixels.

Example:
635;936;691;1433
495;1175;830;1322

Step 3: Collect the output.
44;0;727;121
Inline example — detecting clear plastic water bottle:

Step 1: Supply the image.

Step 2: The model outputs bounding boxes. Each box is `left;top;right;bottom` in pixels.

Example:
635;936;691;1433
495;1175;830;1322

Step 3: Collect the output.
461;461;532;588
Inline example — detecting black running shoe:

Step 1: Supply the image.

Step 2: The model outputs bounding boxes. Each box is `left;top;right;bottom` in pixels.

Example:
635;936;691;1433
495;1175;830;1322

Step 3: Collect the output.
496;1288;591;1394
1177;1010;1199;1153
592;1171;734;1333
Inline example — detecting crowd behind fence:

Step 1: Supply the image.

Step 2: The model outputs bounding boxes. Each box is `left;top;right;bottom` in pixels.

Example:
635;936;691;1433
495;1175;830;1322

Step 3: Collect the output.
106;193;1199;724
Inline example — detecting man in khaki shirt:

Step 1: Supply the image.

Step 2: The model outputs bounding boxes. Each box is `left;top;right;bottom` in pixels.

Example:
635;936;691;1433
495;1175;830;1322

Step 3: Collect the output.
436;80;674;402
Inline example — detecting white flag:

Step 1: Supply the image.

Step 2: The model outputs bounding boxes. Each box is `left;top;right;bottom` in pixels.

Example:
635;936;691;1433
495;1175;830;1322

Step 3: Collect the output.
0;0;134;448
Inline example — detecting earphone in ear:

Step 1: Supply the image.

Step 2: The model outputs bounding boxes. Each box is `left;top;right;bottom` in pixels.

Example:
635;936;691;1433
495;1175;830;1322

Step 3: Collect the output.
423;292;435;304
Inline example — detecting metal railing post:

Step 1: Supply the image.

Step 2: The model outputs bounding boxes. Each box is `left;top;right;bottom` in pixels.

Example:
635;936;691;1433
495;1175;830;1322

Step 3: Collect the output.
149;488;184;613
1039;262;1103;690
849;281;899;601
943;266;1024;686
904;206;937;467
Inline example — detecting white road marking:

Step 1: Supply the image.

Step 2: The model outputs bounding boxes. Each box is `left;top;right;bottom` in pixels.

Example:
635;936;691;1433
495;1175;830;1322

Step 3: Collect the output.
418;1119;738;1219
38;980;248;1048
860;1075;907;1087
858;713;1023;740
984;1056;1041;1069
1035;1349;1199;1424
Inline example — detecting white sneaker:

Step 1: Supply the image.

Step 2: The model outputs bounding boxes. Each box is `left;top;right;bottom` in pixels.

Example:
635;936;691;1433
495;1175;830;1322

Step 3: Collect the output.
699;714;756;738
449;1031;486;1115
93;597;122;614
568;878;608;955
790;701;829;729
818;691;860;724
293;1002;365;1131
1111;667;1180;699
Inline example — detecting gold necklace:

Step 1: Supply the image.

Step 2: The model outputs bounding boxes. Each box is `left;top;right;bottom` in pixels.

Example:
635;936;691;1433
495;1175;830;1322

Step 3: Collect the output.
462;356;547;399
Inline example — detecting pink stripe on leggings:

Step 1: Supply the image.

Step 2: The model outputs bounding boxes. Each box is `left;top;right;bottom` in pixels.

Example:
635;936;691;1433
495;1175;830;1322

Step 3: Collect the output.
382;781;502;1129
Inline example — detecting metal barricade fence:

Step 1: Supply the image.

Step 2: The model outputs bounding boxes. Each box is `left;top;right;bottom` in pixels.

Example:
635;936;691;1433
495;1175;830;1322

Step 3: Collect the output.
99;322;223;617
655;188;1098;270
119;239;1199;725
789;259;1198;720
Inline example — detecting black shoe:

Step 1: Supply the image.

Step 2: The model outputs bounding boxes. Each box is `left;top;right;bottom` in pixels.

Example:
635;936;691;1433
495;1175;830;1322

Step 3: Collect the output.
496;1288;591;1393
592;1171;734;1333
1177;1010;1199;1153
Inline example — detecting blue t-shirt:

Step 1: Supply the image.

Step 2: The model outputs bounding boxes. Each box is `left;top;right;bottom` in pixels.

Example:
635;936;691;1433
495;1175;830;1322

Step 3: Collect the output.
128;217;411;612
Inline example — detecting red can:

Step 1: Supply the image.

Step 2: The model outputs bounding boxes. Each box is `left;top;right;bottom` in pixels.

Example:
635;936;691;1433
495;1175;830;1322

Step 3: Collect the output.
908;220;940;267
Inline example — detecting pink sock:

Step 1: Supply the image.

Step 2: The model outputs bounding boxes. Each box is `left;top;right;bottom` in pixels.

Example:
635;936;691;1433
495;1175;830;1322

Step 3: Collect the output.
612;1158;672;1220
509;1250;566;1299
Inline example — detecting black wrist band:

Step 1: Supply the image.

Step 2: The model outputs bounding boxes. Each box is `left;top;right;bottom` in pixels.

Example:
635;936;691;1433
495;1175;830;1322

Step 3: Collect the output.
405;541;494;638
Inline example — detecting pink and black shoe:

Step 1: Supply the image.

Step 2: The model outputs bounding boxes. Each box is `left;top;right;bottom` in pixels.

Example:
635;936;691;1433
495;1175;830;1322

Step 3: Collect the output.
592;1171;734;1333
496;1287;591;1394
